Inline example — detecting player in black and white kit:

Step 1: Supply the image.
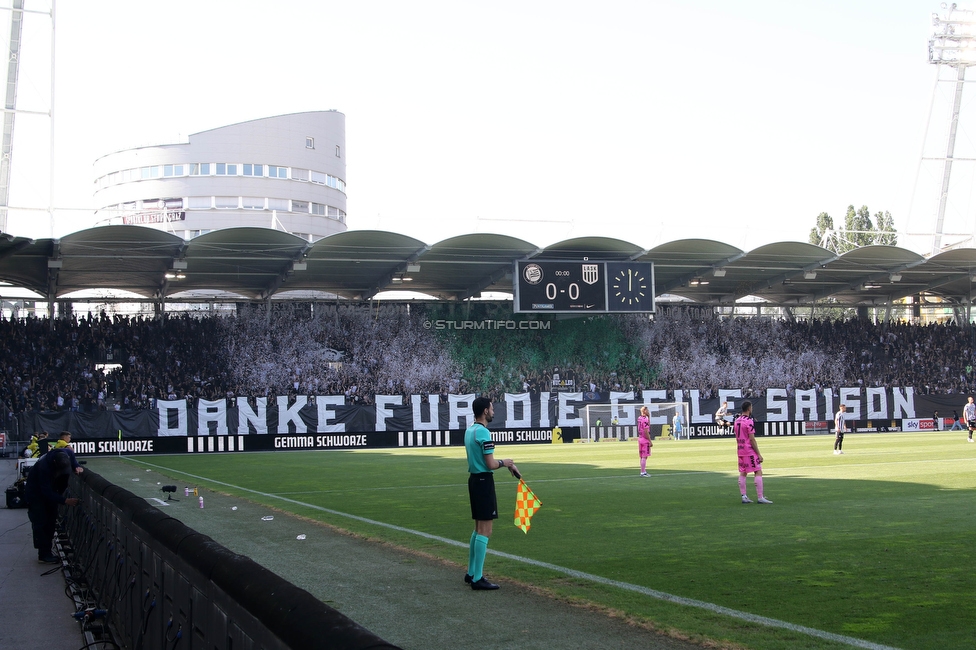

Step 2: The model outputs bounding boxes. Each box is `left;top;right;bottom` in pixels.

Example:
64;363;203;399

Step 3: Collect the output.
964;396;976;442
715;401;731;433
833;404;848;455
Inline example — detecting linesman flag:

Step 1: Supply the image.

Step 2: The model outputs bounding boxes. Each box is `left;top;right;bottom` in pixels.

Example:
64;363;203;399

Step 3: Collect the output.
514;479;542;533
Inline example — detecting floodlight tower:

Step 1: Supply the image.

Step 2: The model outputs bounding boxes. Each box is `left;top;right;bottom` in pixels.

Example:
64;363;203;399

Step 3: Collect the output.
929;3;976;255
0;1;55;235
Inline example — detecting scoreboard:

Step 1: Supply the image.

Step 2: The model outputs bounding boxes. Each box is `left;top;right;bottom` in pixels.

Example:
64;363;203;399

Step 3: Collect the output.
514;261;654;314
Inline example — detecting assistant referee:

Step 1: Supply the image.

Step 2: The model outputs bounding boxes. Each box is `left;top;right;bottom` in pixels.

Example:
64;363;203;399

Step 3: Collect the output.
464;396;519;590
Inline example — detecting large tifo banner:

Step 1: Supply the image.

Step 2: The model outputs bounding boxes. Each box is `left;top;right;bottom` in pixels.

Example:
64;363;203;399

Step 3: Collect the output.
18;387;965;455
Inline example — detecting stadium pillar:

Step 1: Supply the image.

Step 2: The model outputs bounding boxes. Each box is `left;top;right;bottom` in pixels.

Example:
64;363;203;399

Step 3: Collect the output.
856;306;869;321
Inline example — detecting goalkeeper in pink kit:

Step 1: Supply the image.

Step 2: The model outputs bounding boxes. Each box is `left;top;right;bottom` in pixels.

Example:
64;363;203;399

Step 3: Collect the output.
735;401;772;504
637;405;652;476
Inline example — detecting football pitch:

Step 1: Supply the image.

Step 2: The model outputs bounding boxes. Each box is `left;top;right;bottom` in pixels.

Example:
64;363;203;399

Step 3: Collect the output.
91;431;976;650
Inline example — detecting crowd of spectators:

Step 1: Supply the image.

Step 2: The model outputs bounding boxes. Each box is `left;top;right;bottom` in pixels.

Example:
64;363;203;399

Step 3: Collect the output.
1;305;975;417
0;312;228;416
626;311;841;399
222;304;458;405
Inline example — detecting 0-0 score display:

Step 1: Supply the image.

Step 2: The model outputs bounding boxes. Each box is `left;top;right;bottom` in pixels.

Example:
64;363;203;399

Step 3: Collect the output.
514;261;654;313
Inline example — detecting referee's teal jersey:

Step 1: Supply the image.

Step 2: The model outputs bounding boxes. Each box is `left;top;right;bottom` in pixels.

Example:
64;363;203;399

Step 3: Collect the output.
465;422;494;473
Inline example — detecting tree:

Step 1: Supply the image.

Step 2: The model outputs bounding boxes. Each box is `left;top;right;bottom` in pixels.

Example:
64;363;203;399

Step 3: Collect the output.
809;212;834;247
874;210;898;246
809;205;898;252
842;205;875;252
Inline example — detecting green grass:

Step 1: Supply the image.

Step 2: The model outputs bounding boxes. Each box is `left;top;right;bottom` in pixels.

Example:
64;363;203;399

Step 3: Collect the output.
88;432;976;650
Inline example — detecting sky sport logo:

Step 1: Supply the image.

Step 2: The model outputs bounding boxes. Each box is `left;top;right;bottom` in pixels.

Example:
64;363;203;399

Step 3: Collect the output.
423;320;551;330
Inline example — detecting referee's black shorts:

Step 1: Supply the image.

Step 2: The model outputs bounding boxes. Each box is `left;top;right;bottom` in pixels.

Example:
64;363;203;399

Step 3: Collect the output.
468;472;498;521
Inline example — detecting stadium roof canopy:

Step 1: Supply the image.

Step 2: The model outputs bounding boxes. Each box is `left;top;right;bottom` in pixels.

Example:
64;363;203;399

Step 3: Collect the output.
2;225;976;307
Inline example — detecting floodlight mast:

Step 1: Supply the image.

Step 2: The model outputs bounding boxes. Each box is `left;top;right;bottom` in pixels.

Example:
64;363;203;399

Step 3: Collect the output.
929;3;976;255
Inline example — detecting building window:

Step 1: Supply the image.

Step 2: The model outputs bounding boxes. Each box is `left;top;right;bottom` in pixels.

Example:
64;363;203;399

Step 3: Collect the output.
141;166;160;179
306;137;314;149
216;163;238;175
291;168;309;182
243;164;263;176
291;200;309;213
335;145;340;157
310;171;326;185
188;197;212;209
163;164;184;177
242;197;264;210
310;202;326;216
215;196;239;209
190;163;211;176
268;166;287;178
268;198;288;211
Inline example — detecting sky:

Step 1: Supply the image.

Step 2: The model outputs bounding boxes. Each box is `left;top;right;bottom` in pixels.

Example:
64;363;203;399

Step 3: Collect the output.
0;0;964;254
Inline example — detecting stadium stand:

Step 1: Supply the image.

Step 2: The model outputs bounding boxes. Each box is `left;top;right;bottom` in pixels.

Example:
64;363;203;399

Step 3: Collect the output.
1;306;975;426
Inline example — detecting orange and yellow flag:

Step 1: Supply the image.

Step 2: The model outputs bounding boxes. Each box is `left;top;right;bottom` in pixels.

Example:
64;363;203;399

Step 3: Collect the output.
514;479;542;533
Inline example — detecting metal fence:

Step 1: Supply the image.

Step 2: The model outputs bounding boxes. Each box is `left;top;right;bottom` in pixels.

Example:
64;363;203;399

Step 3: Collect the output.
61;470;400;650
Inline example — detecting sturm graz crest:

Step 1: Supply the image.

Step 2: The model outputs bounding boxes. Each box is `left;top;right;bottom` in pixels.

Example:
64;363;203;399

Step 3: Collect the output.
523;263;544;285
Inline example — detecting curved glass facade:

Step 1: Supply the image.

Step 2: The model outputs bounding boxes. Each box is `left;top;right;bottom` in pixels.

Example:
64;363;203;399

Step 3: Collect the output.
92;111;348;241
96;163;346;194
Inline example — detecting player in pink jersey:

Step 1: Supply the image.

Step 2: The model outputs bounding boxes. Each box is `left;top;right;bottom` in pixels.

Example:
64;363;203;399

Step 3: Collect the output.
735;401;772;504
637;405;652;476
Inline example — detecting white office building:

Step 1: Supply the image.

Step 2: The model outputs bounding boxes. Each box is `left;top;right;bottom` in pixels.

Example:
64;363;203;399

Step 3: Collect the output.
93;111;347;241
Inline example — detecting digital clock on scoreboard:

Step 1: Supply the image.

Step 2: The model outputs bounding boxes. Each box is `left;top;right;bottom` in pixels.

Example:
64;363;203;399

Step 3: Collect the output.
514;261;607;313
514;260;654;314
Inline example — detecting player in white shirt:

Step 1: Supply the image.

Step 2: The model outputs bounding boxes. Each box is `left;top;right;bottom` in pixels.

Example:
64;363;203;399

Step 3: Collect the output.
964;396;976;442
715;401;731;433
833;404;848;455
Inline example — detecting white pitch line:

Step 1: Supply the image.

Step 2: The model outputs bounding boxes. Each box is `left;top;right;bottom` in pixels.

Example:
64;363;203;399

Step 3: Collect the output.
125;457;900;650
